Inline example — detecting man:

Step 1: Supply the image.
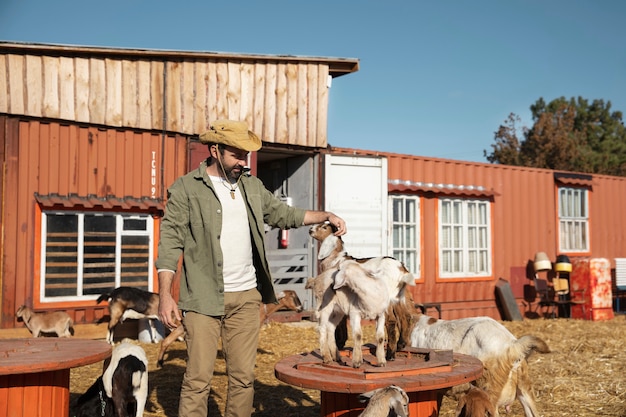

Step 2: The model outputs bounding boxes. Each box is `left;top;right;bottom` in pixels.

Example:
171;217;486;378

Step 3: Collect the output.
155;119;346;417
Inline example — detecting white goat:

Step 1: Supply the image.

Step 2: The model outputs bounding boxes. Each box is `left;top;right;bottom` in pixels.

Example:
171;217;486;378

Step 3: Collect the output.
308;222;415;360
357;385;409;417
316;260;391;367
409;314;550;417
15;305;73;337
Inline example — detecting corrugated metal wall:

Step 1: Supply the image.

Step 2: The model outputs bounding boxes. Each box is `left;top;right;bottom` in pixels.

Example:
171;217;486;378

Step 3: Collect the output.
330;148;626;319
0;116;188;328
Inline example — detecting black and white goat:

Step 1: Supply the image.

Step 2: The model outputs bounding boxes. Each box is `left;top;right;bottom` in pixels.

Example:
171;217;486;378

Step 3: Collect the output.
409;314;550;417
73;340;149;417
357;385;409;417
97;287;160;344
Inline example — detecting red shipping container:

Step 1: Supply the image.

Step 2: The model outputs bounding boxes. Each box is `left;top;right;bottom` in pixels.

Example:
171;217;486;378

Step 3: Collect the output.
570;258;614;320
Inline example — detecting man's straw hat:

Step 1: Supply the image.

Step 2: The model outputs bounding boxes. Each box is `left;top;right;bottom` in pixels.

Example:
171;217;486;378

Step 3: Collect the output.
199;120;262;152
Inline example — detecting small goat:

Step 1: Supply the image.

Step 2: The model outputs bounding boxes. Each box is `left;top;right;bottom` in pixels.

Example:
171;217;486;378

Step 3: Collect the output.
357;385;409;417
316;260;391;367
156;290;303;367
15;305;73;337
73;340;148;417
456;385;496;417
258;290;304;324
409;314;550;417
97;287;160;344
308;222;415;366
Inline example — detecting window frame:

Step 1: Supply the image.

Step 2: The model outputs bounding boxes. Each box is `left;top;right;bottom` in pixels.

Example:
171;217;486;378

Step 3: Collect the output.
557;186;590;254
38;209;155;304
388;194;421;279
437;197;492;279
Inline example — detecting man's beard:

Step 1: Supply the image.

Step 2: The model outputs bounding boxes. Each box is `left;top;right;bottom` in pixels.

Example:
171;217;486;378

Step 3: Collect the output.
223;165;242;182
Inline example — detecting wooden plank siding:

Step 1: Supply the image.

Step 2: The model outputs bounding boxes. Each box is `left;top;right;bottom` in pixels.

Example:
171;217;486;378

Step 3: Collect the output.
0;42;358;147
328;147;626;319
0;117;188;328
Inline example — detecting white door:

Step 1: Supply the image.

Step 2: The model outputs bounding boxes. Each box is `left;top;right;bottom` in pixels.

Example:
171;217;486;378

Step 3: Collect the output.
324;154;388;258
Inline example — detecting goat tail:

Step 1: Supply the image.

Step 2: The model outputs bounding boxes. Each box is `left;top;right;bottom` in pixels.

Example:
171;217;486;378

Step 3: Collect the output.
131;369;146;389
513;335;551;359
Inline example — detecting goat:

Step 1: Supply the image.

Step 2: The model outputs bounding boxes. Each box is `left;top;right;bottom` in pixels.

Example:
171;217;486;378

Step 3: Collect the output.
73;340;148;417
156;290;303;367
15;305;73;337
309;222;415;302
357;385;409;417
258;289;304;324
409;314;550;417
97;287;160;344
308;222;415;361
314;260;391;368
456;385;496;417
385;289;421;360
72;376;116;417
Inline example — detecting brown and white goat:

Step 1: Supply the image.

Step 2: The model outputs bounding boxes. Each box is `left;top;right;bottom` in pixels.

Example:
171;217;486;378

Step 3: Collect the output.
308;222;415;361
357;385;409;417
156;290;303;367
456;385;496;417
385;289;421;360
73;340;148;417
16;305;73;337
314;260;392;367
409;314;550;417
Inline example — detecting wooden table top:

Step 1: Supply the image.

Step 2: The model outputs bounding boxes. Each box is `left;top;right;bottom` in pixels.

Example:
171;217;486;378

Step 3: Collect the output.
275;346;483;393
0;338;111;375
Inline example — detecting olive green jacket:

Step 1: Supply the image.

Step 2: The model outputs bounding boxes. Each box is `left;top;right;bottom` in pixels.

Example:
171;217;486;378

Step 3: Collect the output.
155;160;306;316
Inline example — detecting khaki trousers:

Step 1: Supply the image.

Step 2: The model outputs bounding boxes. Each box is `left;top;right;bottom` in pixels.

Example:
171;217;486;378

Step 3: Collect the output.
178;288;262;417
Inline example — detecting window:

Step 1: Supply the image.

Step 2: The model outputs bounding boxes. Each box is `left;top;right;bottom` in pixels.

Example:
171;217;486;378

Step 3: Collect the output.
40;211;154;302
558;187;589;252
439;198;491;278
389;196;420;276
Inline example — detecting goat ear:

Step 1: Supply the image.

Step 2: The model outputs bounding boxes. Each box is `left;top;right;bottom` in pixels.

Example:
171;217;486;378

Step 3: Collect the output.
318;236;338;260
332;269;347;290
357;388;378;403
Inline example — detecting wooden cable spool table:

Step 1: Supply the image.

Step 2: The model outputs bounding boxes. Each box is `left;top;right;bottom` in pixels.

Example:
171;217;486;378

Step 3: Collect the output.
275;345;483;417
0;338;112;417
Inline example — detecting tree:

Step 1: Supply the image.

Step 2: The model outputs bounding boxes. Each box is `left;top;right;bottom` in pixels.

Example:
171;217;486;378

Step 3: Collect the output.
484;97;626;176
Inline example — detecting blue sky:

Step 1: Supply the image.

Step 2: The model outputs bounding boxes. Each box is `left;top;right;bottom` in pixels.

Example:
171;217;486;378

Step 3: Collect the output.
1;1;624;162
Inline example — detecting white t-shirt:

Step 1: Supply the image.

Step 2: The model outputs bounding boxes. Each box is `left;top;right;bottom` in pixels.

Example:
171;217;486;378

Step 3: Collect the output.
210;176;257;292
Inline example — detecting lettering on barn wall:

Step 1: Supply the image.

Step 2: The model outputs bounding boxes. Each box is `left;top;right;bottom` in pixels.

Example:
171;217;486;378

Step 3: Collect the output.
151;151;157;197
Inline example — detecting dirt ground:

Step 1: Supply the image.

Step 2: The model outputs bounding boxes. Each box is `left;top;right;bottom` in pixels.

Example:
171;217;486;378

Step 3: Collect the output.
70;314;626;417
